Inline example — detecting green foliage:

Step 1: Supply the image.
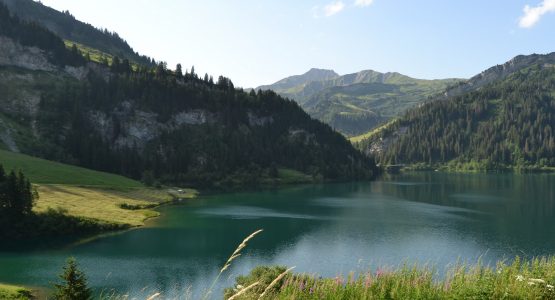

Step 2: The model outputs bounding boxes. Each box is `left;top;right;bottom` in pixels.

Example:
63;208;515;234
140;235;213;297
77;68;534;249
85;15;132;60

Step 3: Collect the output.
230;258;555;299
0;283;32;300
360;64;555;169
52;258;92;300
0;164;35;218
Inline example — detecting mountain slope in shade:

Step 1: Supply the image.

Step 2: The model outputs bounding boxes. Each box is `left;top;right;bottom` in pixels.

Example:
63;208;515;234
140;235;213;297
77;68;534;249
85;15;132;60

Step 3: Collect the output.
258;69;460;136
0;0;154;66
0;3;377;187
356;52;555;170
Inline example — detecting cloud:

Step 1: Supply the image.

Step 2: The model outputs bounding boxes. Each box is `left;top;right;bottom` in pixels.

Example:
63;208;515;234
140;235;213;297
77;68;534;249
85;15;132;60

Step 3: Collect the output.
519;0;555;28
323;1;345;17
354;0;374;7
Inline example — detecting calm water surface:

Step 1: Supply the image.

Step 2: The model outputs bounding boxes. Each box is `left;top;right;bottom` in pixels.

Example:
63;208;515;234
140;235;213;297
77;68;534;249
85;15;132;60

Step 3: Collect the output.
1;172;555;298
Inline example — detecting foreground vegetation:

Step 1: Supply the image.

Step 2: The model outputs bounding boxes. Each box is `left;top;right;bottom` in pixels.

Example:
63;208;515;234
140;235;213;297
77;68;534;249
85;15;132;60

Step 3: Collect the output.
225;258;555;299
0;283;32;300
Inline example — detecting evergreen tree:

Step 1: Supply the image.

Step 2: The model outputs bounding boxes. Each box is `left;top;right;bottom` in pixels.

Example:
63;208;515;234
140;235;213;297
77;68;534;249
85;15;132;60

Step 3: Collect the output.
52;258;92;300
176;63;183;78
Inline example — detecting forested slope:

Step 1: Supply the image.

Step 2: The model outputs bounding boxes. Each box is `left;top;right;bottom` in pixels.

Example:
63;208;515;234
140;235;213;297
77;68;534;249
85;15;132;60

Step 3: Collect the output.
358;59;555;170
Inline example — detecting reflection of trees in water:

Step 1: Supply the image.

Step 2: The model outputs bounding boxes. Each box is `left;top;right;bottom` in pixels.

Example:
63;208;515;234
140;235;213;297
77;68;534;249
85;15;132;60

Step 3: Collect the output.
372;173;555;254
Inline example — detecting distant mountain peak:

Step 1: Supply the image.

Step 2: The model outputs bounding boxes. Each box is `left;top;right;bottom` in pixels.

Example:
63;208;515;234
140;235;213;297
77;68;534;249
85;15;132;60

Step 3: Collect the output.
257;68;339;92
304;68;339;77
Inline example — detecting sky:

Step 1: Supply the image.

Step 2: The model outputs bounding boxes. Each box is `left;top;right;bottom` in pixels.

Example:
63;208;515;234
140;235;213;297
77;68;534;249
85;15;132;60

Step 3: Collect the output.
38;0;555;88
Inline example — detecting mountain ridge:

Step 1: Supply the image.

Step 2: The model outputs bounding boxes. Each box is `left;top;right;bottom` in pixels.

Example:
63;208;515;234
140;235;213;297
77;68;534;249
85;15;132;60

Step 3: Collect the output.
257;68;460;136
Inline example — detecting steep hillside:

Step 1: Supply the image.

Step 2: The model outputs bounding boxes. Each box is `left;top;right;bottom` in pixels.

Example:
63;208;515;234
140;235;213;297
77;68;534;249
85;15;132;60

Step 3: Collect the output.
357;53;555;171
258;69;459;136
0;0;154;66
0;3;377;187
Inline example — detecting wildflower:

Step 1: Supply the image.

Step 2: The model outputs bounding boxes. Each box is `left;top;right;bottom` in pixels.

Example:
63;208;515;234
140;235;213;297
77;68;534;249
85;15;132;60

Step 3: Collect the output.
375;268;384;278
334;276;343;286
516;275;525;282
364;275;372;288
547;284;554;291
299;280;305;291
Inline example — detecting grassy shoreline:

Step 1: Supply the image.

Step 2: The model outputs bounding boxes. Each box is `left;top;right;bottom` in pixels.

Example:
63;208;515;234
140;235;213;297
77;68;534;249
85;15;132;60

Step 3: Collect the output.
226;257;555;299
0;149;198;241
0;283;33;300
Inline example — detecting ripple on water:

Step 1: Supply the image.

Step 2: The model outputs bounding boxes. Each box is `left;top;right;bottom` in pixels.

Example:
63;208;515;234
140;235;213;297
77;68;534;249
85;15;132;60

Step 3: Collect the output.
196;206;319;220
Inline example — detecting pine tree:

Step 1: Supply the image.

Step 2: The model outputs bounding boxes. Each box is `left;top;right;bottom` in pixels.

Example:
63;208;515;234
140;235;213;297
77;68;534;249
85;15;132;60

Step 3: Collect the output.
52;258;92;300
176;63;183;78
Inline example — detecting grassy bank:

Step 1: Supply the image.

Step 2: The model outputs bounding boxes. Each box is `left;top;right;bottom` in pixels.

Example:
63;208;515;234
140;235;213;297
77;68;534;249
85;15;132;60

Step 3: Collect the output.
226;258;555;299
0;283;32;300
0;149;197;232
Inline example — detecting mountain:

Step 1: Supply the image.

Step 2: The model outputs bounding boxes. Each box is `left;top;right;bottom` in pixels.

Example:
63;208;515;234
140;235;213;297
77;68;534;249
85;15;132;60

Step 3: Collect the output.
0;0;154;66
0;3;377;187
257;68;339;100
258;69;460;136
356;52;555;171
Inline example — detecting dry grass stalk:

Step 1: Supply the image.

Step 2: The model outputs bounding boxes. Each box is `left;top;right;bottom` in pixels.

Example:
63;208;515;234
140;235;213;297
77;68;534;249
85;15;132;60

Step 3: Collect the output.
146;292;161;300
228;281;260;300
258;266;296;299
220;229;263;273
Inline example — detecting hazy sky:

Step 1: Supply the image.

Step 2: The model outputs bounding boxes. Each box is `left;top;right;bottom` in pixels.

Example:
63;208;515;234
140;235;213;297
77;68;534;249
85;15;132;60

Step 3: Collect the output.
39;0;555;88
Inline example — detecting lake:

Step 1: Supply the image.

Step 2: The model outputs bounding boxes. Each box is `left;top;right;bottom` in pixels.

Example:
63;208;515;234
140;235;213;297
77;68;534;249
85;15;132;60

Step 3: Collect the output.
1;172;555;298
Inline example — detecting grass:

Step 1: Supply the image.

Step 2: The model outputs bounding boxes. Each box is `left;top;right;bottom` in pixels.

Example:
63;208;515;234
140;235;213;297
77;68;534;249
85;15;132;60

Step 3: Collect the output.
64;40;141;71
349;120;395;143
0;283;33;300
65;40;114;65
226;258;555;300
33;185;175;226
0;149;142;187
0;149;198;226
